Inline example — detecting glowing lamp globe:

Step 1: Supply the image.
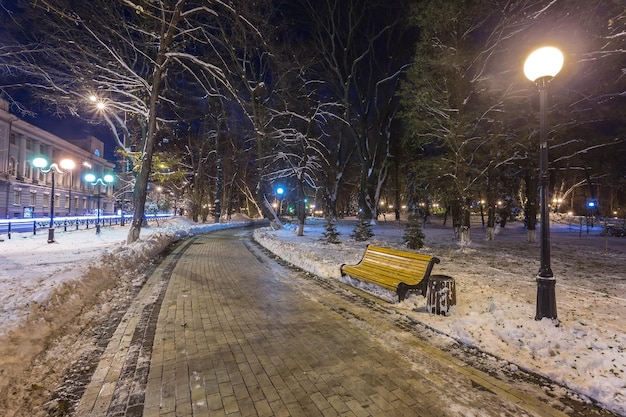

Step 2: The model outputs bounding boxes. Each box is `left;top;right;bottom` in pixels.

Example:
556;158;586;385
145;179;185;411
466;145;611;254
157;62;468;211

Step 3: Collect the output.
523;47;564;82
33;157;48;169
60;159;75;170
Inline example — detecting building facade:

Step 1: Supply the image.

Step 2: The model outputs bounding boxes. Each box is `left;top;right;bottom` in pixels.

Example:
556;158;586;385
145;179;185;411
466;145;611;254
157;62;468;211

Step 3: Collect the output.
0;99;116;219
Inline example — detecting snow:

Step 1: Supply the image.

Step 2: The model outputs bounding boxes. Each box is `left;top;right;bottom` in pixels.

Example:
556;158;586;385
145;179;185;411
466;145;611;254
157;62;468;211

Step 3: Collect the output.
252;216;626;416
0;215;255;337
0;214;624;415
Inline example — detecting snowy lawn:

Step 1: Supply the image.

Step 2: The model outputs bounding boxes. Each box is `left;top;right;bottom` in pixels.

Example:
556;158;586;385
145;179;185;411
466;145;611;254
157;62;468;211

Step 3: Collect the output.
253;215;625;416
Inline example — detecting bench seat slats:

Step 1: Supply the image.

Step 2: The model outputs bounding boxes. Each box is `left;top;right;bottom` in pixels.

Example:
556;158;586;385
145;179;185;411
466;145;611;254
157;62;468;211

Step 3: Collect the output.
340;245;440;301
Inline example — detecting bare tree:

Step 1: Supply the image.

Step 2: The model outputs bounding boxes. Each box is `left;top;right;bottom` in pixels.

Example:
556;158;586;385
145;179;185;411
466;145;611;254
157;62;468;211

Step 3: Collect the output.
1;0;264;242
400;0;625;245
400;0;527;244
294;0;414;222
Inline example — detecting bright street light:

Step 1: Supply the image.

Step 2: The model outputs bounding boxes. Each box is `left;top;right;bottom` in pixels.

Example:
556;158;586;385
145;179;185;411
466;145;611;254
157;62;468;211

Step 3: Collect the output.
523;47;564;83
275;187;285;217
89;95;106;110
32;157;75;243
524;45;564;322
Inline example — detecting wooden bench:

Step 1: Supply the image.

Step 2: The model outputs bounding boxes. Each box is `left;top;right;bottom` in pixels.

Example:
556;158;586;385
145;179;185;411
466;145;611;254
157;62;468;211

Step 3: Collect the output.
340;245;443;302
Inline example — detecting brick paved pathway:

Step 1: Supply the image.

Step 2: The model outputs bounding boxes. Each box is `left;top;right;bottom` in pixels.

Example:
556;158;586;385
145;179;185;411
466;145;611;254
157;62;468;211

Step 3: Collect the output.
75;230;575;417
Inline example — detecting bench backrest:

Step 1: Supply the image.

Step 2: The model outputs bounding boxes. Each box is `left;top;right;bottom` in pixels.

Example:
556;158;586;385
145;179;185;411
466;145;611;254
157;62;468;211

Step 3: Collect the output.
361;245;439;278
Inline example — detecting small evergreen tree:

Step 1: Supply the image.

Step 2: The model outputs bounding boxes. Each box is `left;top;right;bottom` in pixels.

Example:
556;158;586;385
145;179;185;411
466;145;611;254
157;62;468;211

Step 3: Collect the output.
403;212;425;249
351;215;374;241
321;217;341;244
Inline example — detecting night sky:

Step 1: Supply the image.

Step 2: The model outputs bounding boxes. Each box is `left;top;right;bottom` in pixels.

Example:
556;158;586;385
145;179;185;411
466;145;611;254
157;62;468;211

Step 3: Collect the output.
21;111;117;162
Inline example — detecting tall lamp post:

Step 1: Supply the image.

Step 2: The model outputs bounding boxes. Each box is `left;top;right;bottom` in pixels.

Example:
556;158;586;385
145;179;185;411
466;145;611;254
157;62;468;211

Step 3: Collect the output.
523;46;564;321
32;157;75;243
85;173;114;234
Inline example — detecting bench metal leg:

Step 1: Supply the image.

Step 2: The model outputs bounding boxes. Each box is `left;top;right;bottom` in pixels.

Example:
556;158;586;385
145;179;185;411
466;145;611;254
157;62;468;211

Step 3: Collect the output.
397;283;410;302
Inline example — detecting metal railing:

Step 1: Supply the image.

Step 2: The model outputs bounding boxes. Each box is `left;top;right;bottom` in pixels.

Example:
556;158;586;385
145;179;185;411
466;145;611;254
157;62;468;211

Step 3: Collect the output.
0;213;173;239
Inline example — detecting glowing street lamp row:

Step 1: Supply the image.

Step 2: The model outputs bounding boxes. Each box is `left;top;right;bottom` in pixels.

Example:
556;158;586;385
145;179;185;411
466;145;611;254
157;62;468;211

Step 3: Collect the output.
32;156;115;240
32;157;77;243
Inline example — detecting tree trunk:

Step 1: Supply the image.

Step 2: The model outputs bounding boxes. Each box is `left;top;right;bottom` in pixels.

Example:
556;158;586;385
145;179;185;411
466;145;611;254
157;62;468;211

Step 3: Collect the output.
214;127;223;223
127;78;162;243
296;176;306;237
126;3;183;243
486;205;496;240
460;205;471;247
393;158;401;221
358;168;374;223
263;194;282;229
451;200;462;239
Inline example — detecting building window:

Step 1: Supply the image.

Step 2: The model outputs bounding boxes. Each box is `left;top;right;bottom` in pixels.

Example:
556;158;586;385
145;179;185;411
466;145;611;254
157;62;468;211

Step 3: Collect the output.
55;194;60;208
40;144;46;154
82;197;87;209
64;195;69;209
24;161;32;179
26;139;32;150
74;197;78;212
13;190;21;206
7;158;16;176
43;193;50;207
9;132;17;145
30;192;36;206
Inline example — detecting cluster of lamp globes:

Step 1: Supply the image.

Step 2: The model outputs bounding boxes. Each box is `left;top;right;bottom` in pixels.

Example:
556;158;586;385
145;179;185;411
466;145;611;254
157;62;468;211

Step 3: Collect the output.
32;157;114;185
32;156;114;242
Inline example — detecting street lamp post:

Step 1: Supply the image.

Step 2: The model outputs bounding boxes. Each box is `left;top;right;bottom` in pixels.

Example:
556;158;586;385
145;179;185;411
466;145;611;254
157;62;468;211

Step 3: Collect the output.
524;46;564;321
276;187;285;217
479;200;486;227
32;157;75;243
85;173;114;234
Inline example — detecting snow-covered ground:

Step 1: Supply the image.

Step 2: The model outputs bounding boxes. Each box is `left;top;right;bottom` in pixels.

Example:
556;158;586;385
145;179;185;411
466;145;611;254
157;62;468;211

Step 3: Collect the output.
253;215;626;416
0;215;257;417
0;214;624;416
0;215;256;337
